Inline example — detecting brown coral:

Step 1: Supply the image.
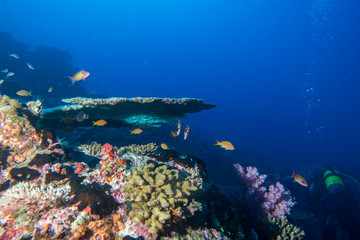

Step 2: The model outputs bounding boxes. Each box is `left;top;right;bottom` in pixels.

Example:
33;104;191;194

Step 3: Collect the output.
0;95;41;165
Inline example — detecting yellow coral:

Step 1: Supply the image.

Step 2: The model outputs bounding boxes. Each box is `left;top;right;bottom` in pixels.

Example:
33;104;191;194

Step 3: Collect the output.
268;215;305;240
121;163;198;234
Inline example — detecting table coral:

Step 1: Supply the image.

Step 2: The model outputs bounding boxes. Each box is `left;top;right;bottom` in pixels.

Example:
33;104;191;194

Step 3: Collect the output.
121;163;198;234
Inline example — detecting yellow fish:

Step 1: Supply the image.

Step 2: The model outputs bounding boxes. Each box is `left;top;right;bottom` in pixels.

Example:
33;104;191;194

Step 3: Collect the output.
291;171;308;187
215;140;235;150
16;90;32;96
93;119;107;126
130;128;143;135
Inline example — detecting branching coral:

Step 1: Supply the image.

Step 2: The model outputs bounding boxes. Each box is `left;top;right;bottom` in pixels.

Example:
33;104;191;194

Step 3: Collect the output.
126;143;158;155
267;215;305;240
0;182;71;209
77;141;103;159
121;163;198;234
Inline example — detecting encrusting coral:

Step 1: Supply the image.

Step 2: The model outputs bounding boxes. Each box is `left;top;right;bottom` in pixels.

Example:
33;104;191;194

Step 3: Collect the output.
121;163;198;234
0;95;41;165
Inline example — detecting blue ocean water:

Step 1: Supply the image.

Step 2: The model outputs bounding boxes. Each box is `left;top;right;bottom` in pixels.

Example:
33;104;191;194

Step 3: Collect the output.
0;0;359;182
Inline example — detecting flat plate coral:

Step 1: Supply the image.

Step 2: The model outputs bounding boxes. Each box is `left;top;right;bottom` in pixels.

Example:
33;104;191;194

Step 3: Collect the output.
40;97;216;128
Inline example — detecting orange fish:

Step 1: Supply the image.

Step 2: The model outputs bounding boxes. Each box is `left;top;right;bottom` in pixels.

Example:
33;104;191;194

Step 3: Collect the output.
291;171;308;187
16;90;32;96
215;140;235;150
184;125;190;140
161;143;169;150
68;70;90;86
130;128;143;135
93;119;107;126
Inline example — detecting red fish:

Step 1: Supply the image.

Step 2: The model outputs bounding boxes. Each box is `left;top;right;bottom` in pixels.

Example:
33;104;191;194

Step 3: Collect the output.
68;70;90;86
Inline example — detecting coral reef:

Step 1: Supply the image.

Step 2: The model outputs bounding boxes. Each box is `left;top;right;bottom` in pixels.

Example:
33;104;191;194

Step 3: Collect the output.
267;215;305;240
0;95;41;164
0;94;312;239
40;96;216;128
78;142;158;158
121;163;199;234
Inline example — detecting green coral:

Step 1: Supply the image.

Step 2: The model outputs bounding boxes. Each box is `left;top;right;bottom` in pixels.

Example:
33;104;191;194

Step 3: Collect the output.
121;163;198;234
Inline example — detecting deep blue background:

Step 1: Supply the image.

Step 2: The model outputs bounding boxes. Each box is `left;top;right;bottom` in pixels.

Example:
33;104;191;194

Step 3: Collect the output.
1;0;359;177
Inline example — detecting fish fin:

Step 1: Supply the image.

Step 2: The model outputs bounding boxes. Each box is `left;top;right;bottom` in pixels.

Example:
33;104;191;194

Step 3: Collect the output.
68;76;75;86
29;91;32;96
214;140;220;146
291;170;295;178
92;121;96;126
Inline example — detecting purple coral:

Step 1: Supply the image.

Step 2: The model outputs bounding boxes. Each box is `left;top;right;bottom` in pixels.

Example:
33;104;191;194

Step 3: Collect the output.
262;182;295;219
233;163;294;218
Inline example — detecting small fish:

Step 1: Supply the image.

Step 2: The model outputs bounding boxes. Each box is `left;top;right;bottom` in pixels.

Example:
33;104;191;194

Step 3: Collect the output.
161;143;169;150
1;69;8;73
176;120;181;136
0;79;4;86
68;70;90;86
16;90;32;96
171;121;181;137
76;111;89;122
9;53;19;59
62;126;74;132
184;125;190;140
131;128;143;135
93;119;107;126
215;140;235;150
26;62;35;70
291;171;308;187
60;116;74;123
48;87;53;93
5;72;14;78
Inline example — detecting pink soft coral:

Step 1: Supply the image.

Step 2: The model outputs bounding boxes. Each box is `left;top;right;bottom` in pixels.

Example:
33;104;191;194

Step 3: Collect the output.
234;163;294;218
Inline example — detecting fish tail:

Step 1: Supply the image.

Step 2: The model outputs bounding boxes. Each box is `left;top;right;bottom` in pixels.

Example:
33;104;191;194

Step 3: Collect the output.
29;91;32;96
291;170;295;178
214;140;220;146
92;121;96;126
68;76;75;86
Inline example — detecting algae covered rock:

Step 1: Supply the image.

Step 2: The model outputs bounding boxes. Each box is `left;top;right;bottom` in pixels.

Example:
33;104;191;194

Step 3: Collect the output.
121;163;199;234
